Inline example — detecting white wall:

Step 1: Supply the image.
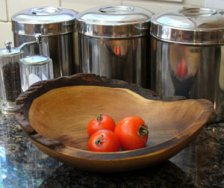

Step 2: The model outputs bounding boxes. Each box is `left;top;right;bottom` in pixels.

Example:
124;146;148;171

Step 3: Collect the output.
0;0;206;48
204;0;224;8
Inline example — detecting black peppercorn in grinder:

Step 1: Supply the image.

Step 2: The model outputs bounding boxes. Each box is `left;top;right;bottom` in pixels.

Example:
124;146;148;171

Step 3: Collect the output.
0;41;22;114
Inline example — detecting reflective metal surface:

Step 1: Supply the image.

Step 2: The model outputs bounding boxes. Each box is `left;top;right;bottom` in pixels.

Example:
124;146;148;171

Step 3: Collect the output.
0;46;20;57
150;7;224;45
150;38;224;121
77;5;153;88
150;7;224;121
12;7;78;78
12;7;77;36
77;5;153;38
14;33;77;77
79;35;150;88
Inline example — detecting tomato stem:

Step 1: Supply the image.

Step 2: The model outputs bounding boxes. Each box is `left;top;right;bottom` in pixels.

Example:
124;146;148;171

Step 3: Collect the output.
96;114;102;123
138;125;148;137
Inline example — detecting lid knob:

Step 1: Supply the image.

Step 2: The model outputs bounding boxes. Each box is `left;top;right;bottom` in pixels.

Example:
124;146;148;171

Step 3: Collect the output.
30;7;62;16
4;41;12;53
99;6;134;14
180;8;217;17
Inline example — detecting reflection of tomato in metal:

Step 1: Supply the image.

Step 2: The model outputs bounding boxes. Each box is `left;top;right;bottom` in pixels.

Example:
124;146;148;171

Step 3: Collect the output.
113;46;121;56
176;58;188;79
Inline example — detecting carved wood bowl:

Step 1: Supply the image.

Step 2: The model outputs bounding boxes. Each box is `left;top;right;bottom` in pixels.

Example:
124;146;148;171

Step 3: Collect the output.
16;73;214;172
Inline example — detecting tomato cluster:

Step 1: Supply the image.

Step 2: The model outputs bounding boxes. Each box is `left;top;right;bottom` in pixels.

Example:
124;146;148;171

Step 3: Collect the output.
87;114;149;152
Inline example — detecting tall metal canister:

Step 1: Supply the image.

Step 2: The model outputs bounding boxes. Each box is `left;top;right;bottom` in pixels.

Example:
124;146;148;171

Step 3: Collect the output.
76;5;153;88
12;6;78;78
150;7;224;121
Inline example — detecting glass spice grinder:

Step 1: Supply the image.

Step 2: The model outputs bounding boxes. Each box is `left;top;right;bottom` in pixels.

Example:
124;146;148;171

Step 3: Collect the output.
0;41;22;113
0;35;53;114
19;55;53;91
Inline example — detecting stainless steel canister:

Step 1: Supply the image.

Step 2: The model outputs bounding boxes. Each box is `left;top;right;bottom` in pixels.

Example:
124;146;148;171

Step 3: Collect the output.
150;7;224;121
12;6;78;78
76;5;153;88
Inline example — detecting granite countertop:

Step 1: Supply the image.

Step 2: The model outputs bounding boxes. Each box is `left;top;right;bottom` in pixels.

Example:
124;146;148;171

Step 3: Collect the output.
0;113;224;188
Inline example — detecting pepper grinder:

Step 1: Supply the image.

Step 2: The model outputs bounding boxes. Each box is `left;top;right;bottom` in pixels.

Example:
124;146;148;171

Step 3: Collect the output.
19;55;53;91
0;42;22;113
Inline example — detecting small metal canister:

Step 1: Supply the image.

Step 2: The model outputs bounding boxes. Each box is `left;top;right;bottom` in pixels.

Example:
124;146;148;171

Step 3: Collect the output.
150;7;224;121
76;5;153;88
0;42;22;113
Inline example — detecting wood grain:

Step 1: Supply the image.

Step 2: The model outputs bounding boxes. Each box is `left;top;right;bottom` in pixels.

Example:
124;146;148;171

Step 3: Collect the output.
16;73;214;172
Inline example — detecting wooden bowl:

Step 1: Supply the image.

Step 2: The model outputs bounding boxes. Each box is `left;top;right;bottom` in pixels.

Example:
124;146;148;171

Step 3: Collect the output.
16;73;214;172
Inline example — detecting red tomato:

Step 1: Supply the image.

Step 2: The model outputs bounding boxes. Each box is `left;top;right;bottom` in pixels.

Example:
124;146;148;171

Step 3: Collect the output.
87;129;120;152
115;116;148;150
87;114;116;137
176;58;188;79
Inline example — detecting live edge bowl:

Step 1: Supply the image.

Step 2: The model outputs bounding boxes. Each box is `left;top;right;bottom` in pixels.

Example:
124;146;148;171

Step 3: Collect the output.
16;73;214;172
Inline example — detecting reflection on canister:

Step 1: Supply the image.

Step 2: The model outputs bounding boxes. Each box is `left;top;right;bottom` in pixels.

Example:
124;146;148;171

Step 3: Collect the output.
169;45;200;98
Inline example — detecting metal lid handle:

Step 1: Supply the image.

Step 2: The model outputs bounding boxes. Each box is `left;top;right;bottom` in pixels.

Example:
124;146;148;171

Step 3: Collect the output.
18;34;42;51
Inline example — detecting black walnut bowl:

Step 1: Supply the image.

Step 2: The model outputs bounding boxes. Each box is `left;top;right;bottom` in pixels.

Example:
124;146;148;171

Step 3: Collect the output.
16;73;214;172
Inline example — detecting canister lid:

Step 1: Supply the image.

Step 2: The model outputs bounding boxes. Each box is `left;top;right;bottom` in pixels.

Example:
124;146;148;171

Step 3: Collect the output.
150;7;224;45
76;5;154;38
0;42;21;57
20;55;50;66
12;6;78;36
0;48;21;57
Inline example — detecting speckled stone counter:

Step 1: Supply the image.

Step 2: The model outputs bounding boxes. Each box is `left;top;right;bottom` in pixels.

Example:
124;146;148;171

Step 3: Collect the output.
0;112;224;188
